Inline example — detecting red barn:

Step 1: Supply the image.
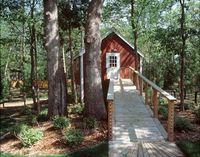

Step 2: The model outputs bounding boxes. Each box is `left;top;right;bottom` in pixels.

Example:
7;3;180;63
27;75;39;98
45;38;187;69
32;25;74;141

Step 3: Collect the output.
74;29;144;101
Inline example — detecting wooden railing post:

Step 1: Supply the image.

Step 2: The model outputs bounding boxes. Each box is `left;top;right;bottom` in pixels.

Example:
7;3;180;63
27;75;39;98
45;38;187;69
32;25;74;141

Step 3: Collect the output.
23;92;26;106
129;68;132;81
153;89;158;118
129;69;134;83
107;80;114;140
167;100;175;141
139;78;143;96
133;71;136;85
145;83;149;105
136;75;139;90
107;100;113;140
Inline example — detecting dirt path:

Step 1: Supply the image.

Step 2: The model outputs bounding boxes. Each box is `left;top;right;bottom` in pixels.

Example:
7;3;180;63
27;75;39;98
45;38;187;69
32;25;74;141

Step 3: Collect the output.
0;98;47;108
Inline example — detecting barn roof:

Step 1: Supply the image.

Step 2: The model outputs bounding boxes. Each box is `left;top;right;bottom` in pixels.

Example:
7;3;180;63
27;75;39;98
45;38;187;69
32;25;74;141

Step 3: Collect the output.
101;29;144;58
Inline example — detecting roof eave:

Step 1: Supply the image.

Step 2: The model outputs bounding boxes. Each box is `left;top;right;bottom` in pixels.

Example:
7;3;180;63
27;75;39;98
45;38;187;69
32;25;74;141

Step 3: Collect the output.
101;29;144;58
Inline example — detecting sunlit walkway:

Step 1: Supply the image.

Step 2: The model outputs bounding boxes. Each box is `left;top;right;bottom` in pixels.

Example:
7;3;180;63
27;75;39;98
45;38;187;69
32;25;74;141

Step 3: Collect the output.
109;79;183;157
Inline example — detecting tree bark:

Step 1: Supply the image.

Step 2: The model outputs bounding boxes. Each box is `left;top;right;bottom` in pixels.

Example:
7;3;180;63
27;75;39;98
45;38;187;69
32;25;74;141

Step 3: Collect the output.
44;0;67;117
68;26;78;103
30;0;40;114
20;0;25;80
194;91;197;104
179;0;186;111
131;0;139;89
84;0;107;120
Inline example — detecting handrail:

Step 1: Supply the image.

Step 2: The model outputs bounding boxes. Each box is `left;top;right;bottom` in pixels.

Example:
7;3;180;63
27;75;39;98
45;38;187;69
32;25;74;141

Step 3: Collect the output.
129;67;176;101
107;79;114;140
128;66;176;141
107;79;114;100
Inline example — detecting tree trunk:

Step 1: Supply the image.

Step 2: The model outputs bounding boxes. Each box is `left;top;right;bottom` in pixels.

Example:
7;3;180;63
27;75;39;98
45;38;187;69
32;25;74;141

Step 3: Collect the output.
61;41;69;102
194;91;197;104
84;0;107;120
131;0;139;88
20;0;25;80
69;26;78;103
134;32;138;71
179;0;186;111
44;0;67;117
30;0;40;114
30;0;37;110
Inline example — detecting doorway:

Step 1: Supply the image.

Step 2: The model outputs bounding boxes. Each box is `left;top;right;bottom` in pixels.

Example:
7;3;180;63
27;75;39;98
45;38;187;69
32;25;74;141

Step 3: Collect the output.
106;53;120;79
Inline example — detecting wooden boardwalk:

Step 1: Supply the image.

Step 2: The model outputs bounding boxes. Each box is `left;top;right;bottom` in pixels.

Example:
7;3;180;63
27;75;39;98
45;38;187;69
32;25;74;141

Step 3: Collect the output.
109;79;183;157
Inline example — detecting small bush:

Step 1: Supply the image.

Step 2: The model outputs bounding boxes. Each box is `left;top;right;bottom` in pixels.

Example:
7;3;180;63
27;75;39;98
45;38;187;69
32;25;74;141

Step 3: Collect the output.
175;117;194;131
1;78;10;99
21;107;34;115
12;123;29;136
158;106;168;119
26;114;37;125
158;97;168;106
176;103;190;110
84;117;97;129
37;108;48;121
71;104;83;114
18;128;43;147
12;123;43;147
64;128;83;146
52;116;70;129
176;140;200;157
194;106;200;123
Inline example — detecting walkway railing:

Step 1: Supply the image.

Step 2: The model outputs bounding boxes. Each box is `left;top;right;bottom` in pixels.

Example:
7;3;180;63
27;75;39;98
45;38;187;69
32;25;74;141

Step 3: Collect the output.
107;80;114;140
128;67;176;141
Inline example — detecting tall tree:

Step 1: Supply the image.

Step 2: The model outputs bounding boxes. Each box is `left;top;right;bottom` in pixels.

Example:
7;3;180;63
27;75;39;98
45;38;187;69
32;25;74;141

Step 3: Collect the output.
179;0;186;110
30;0;40;113
130;0;140;89
131;0;139;72
58;0;85;103
68;26;78;103
84;0;107;120
43;0;67;117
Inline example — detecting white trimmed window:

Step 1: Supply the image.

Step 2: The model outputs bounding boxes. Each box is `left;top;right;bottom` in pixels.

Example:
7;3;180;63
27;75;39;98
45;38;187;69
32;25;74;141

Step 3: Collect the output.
109;56;117;67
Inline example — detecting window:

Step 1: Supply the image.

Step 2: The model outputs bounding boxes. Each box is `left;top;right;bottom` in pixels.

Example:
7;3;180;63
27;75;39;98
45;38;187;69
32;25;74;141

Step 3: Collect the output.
109;56;117;67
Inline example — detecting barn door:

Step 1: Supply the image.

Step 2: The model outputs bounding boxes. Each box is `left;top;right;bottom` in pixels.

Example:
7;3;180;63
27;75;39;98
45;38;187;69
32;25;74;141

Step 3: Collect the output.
106;53;120;79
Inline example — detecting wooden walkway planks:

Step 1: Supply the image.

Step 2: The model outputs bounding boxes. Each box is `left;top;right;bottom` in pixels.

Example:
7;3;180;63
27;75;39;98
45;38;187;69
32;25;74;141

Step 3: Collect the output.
109;141;183;157
109;79;183;157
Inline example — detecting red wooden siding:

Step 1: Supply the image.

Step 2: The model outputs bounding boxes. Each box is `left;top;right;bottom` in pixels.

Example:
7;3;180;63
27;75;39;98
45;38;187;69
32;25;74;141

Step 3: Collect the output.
101;32;139;81
74;31;141;85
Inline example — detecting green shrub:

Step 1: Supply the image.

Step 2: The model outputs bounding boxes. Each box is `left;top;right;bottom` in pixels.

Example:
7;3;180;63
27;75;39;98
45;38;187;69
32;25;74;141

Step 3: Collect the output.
71;104;83;114
158;97;168;106
176;103;190;110
12;123;43;147
37;108;48;121
158;106;168;120
64;128;83;146
21;107;34;115
176;140;200;157
52;116;70;129
26;114;37;125
194;106;200;123
1;78;10;99
84;117;97;129
175;117;194;131
12;123;29;136
18;128;43;147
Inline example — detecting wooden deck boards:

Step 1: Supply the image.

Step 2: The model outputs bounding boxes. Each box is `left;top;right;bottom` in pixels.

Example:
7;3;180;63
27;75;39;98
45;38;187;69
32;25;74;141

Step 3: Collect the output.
109;79;183;157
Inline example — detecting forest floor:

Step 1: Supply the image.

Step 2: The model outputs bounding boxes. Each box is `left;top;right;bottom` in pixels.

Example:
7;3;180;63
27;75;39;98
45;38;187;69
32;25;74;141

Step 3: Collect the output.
0;94;200;156
157;96;200;142
0;101;108;156
159;107;200;141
